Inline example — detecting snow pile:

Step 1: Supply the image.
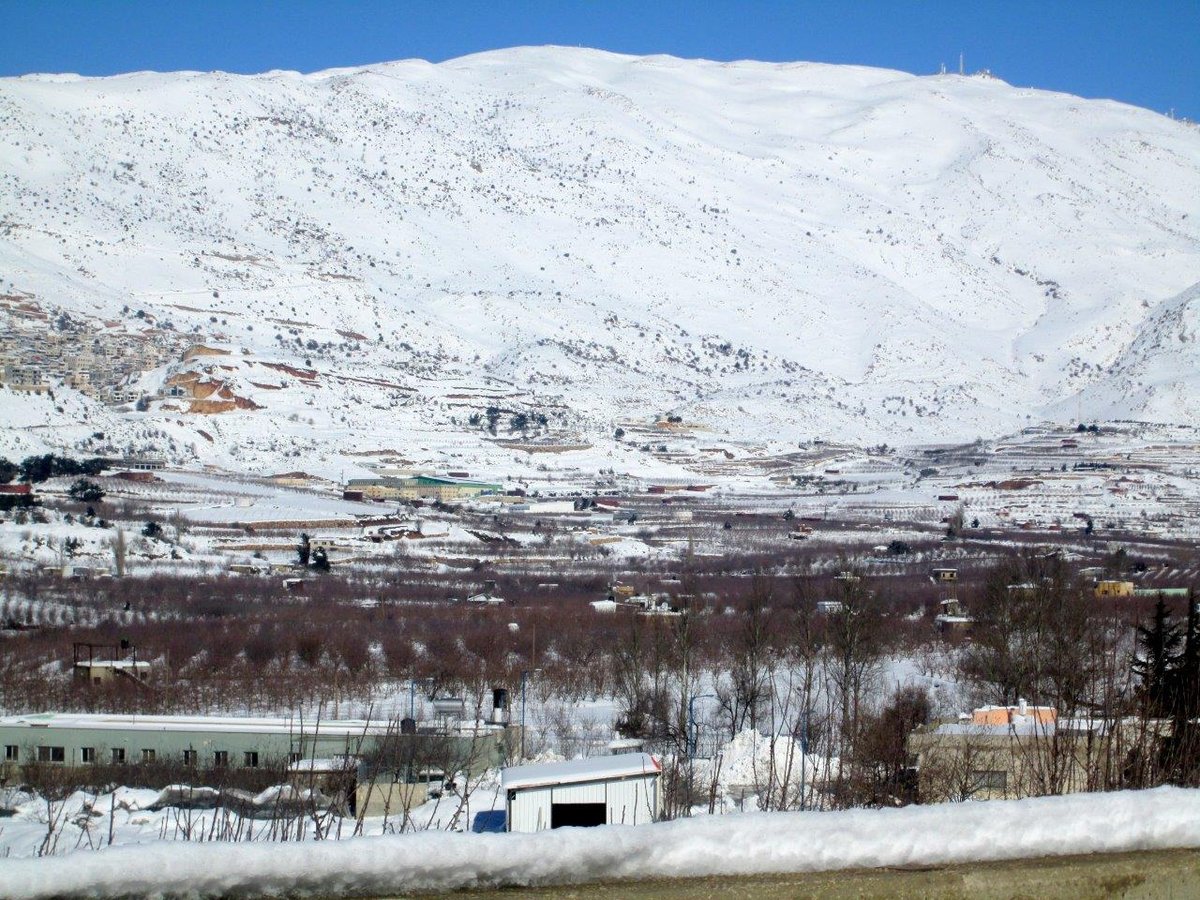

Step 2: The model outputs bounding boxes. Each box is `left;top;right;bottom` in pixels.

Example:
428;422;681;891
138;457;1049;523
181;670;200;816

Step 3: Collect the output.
715;727;808;789
6;787;1200;899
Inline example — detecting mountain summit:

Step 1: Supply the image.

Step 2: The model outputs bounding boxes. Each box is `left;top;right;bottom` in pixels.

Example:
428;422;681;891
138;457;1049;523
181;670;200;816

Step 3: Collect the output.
2;48;1198;476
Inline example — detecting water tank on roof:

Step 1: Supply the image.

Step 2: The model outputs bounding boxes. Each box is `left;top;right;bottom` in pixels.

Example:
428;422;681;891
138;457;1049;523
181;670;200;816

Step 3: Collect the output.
491;687;510;725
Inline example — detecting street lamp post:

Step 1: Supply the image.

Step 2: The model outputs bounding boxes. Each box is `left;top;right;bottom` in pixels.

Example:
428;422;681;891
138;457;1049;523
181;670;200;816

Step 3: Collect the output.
520;669;529;759
520;669;540;759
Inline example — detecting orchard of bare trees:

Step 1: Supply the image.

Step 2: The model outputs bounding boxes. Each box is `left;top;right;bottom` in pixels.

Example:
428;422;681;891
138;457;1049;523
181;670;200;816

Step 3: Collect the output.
1;545;1196;815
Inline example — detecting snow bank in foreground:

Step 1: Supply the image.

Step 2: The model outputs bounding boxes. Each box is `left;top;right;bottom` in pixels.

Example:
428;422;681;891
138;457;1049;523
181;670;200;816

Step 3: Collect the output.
5;787;1200;899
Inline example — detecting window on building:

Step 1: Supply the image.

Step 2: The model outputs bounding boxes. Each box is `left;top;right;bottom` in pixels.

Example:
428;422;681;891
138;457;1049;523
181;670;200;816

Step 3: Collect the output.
243;751;259;768
213;750;229;768
183;749;197;766
111;747;126;765
288;751;303;764
81;747;96;764
4;745;18;762
37;746;66;763
142;749;156;764
969;770;1007;792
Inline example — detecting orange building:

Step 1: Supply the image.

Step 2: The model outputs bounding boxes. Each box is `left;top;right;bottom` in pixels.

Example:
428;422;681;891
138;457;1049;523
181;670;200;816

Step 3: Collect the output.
970;702;1056;727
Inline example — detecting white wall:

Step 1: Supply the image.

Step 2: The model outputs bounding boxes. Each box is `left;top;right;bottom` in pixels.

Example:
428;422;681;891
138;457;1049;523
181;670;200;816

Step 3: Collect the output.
506;775;659;833
606;777;657;826
508;785;553;833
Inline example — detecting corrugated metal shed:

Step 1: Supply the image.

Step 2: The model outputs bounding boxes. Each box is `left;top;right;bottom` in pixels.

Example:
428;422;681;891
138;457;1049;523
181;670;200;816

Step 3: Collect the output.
502;753;661;833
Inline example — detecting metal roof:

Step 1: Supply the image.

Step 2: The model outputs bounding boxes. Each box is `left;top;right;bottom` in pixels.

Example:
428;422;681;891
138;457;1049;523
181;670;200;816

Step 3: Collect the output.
501;753;660;790
0;712;389;736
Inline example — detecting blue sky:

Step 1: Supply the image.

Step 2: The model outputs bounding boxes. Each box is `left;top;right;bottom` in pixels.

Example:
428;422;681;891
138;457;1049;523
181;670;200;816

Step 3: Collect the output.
2;1;1197;118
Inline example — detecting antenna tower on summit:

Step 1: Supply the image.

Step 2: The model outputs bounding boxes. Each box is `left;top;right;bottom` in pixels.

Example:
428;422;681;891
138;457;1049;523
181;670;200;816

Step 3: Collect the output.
959;52;964;76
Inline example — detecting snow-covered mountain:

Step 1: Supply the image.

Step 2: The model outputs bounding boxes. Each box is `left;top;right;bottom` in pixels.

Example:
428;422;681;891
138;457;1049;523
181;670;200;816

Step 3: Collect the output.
1;47;1197;481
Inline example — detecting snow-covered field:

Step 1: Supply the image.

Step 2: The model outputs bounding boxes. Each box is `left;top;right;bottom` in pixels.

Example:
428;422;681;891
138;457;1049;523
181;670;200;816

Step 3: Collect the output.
4;787;1199;898
4;417;1200;584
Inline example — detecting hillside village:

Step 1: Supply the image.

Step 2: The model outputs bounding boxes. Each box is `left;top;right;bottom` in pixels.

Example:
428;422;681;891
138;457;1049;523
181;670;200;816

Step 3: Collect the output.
0;296;187;405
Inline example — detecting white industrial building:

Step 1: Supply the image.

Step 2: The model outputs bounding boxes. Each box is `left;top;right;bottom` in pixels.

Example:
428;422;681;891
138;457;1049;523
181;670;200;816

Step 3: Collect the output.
501;753;661;832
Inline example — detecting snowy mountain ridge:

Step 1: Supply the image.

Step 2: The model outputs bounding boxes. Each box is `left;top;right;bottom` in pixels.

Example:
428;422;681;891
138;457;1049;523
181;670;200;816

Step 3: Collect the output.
1;47;1198;481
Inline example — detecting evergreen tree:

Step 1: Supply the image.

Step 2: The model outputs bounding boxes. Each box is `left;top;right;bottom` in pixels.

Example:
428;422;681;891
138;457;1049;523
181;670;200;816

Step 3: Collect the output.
1171;594;1200;722
20;454;56;483
1132;596;1183;716
296;532;311;567
311;547;330;572
1161;594;1200;785
19;453;104;483
68;478;104;503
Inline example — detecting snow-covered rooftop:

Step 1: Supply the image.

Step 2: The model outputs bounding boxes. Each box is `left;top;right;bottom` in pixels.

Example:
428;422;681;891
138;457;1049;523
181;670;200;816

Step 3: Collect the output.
501;753;661;790
286;755;358;773
0;713;388;736
74;660;151;669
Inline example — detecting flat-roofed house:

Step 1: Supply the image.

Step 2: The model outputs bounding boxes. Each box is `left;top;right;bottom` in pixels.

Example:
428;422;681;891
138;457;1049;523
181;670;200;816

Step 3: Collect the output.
907;701;1103;803
0;713;382;777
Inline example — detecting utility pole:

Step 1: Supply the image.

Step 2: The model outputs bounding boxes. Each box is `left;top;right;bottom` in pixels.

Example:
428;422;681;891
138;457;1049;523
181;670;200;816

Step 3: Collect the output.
799;710;810;811
687;692;714;812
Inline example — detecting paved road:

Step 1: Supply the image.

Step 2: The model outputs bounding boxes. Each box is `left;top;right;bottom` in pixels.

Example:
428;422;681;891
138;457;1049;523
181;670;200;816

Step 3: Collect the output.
435;848;1200;900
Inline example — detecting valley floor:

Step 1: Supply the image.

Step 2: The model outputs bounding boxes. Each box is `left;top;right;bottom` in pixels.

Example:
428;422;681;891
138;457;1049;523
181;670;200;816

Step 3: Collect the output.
448;848;1200;900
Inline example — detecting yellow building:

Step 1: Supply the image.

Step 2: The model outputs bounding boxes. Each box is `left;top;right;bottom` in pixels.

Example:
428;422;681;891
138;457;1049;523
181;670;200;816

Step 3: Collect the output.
1094;580;1135;599
347;475;501;502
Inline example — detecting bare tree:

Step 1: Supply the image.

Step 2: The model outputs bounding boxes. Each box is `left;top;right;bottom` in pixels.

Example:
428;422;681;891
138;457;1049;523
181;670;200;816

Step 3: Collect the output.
717;575;774;737
110;528;127;577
